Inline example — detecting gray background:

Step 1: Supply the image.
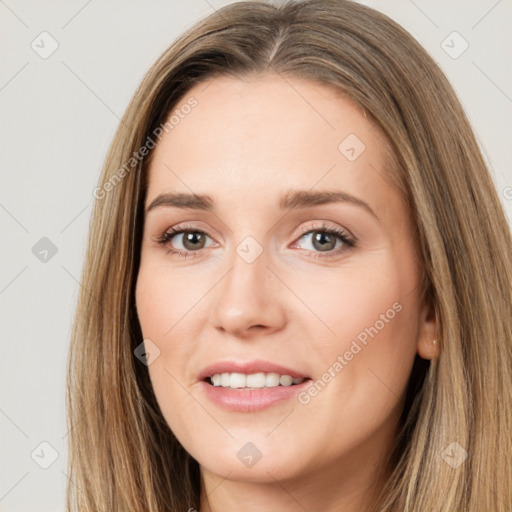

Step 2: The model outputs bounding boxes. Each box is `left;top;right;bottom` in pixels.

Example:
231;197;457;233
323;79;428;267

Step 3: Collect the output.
1;1;511;510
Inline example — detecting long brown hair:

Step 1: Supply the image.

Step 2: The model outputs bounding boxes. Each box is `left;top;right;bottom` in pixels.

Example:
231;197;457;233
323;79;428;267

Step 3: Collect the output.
66;1;512;510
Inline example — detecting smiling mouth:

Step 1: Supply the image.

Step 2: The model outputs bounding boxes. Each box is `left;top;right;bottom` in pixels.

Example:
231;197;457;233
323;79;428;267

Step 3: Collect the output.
205;372;311;389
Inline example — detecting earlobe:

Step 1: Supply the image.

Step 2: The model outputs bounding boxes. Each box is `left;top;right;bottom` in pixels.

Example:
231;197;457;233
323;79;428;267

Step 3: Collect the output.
418;337;440;360
417;298;440;360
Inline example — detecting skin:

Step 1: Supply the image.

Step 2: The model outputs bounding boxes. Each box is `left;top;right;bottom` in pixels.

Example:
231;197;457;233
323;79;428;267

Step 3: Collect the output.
135;73;438;512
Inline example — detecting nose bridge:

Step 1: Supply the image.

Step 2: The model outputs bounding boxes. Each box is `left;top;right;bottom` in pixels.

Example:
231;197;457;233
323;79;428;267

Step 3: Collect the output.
222;236;273;309
210;234;286;335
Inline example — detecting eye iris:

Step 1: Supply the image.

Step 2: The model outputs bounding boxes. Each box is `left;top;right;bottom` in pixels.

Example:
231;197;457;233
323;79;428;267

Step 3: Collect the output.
183;231;205;250
312;231;336;251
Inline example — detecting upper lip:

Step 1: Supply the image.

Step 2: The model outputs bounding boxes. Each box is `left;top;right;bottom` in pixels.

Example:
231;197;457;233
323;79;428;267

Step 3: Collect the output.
198;360;310;381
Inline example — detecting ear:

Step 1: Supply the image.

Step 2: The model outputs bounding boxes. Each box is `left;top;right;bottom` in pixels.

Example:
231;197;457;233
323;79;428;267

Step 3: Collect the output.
416;295;439;360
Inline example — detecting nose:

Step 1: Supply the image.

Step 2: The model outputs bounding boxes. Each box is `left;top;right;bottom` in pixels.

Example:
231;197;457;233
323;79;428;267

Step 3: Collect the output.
209;243;287;338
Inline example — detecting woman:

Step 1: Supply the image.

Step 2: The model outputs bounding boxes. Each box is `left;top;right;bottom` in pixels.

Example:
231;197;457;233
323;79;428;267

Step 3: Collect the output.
66;1;512;510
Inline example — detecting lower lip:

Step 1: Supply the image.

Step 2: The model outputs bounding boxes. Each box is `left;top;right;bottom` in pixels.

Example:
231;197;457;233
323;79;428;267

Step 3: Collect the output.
199;379;311;412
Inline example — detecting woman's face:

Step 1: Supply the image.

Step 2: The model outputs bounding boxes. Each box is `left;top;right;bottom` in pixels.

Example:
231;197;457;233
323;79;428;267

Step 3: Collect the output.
135;73;435;492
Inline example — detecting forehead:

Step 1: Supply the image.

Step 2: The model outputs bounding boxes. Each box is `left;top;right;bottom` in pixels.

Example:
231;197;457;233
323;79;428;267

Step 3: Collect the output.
145;73;400;221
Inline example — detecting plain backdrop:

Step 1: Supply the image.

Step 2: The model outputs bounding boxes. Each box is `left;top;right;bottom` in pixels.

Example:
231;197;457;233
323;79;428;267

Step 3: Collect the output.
1;1;511;510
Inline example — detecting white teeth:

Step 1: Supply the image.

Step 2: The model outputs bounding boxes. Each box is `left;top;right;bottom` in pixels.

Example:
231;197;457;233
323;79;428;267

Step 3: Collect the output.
209;372;305;389
279;375;293;386
265;372;280;387
229;372;247;389
246;372;266;387
220;373;230;387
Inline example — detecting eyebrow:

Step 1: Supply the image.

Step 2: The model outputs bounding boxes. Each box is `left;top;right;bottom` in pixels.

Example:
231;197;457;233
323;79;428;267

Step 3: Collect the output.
145;189;378;219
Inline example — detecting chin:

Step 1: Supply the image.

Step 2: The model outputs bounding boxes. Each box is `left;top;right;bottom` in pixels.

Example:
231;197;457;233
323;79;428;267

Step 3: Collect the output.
198;452;305;484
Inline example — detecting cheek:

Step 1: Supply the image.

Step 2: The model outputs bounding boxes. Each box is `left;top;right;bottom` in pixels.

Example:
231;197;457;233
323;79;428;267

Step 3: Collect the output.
135;263;197;384
291;257;416;356
134;263;211;441
291;253;420;414
135;262;204;343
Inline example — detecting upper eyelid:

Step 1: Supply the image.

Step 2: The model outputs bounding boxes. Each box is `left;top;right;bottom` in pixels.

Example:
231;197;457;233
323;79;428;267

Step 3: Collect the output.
295;223;352;238
171;222;221;240
166;222;347;235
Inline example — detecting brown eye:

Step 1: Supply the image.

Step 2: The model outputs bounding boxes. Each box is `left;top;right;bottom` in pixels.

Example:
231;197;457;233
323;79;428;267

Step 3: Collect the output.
310;231;337;252
156;227;214;256
294;226;354;256
181;231;207;250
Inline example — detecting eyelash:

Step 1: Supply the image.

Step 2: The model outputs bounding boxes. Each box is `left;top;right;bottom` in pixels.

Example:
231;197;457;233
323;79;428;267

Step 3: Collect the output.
154;222;356;261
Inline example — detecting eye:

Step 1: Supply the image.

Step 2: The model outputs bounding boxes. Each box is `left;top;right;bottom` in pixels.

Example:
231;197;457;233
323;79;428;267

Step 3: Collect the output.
292;223;356;259
154;222;356;260
155;225;216;258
